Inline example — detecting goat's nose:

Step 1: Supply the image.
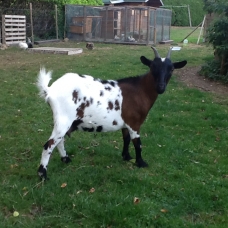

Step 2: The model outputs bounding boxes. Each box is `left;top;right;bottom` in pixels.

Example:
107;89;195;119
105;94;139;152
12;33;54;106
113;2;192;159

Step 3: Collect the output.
157;84;166;94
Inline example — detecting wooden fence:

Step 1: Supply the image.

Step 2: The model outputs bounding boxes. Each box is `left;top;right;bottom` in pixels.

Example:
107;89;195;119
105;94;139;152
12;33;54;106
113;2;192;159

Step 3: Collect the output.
2;14;26;45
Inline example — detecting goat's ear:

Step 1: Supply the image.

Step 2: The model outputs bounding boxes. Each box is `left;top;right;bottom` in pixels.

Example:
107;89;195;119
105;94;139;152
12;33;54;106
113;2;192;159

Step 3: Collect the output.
173;60;187;69
140;56;151;67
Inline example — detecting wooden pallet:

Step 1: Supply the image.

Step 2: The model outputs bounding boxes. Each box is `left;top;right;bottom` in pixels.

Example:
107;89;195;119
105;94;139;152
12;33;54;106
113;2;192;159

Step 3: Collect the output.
2;15;26;45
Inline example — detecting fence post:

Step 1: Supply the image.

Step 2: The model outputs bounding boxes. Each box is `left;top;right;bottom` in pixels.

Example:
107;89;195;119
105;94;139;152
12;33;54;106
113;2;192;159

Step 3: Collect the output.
55;5;58;40
30;3;34;44
161;10;164;41
104;6;108;41
138;9;142;42
169;10;172;41
187;5;192;28
146;7;150;45
83;6;86;41
2;15;6;44
64;5;67;39
124;7;127;41
153;9;156;44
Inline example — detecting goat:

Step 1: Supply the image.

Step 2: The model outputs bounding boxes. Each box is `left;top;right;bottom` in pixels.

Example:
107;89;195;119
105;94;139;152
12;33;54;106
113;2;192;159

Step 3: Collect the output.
36;46;187;180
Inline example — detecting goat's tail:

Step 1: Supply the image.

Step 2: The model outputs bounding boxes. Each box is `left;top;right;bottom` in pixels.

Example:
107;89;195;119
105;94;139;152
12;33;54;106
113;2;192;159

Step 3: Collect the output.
36;67;52;101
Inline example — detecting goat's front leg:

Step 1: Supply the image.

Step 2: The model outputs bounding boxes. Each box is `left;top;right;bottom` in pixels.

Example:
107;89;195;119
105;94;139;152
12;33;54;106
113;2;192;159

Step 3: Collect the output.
57;138;72;164
121;128;132;161
132;137;148;168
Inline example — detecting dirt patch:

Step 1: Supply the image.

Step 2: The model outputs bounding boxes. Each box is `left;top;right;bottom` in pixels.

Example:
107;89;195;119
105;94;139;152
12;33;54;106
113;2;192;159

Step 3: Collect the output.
175;66;228;96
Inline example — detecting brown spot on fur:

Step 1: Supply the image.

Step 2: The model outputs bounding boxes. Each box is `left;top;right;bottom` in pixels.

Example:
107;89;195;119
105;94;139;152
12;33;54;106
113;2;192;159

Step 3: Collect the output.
114;100;120;111
83;97;86;101
77;108;84;118
100;90;104;96
113;120;117;125
72;90;78;103
76;101;89;118
107;101;113;110
48;139;55;148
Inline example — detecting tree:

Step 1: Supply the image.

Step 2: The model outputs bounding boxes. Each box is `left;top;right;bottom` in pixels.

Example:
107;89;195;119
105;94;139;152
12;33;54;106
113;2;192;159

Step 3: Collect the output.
204;0;228;75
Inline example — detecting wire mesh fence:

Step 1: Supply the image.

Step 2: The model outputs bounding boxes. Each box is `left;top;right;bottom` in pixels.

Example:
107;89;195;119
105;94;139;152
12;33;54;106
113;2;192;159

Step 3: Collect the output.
0;3;59;44
65;5;172;45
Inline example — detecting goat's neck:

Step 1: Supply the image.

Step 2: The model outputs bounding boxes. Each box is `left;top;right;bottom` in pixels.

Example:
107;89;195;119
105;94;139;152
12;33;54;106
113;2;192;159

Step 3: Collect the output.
140;72;158;108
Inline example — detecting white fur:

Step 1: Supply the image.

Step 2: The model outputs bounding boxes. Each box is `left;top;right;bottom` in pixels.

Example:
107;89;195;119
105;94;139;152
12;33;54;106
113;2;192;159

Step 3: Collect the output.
37;69;126;133
18;42;28;50
36;68;52;101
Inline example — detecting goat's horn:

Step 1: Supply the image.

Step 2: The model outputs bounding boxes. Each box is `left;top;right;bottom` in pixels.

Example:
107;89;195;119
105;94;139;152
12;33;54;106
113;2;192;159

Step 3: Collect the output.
151;46;160;58
166;47;173;59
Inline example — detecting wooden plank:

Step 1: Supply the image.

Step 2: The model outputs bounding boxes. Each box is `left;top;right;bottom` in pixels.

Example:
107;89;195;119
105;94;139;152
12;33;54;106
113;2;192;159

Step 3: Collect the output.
5;15;26;19
35;39;60;43
5;23;26;27
6;40;25;45
5;36;26;41
5;28;26;31
159;39;173;44
5;32;26;36
29;47;83;55
5;19;26;23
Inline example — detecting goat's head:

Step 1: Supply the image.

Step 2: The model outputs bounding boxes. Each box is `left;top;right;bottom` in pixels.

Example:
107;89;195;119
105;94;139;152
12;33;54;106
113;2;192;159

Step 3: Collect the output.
140;46;187;94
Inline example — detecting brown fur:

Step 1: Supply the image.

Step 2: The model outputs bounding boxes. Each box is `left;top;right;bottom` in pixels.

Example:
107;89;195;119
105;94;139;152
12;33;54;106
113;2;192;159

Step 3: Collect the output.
119;72;158;132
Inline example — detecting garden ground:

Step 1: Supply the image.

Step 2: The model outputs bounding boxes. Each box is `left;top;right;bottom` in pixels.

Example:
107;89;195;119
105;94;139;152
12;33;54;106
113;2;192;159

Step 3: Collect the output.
176;66;228;96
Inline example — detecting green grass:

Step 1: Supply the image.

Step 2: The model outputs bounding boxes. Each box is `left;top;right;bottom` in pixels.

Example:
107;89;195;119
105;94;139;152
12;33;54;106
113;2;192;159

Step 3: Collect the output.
0;40;228;227
171;26;204;44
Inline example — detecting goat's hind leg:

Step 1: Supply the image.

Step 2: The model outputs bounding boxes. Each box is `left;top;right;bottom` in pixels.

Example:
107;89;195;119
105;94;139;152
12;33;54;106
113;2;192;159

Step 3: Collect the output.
38;137;63;180
57;138;72;164
38;123;71;180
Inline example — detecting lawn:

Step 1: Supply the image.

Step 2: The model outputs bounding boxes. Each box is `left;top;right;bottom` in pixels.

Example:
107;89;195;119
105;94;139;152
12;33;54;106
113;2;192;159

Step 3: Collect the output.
171;26;203;44
0;38;228;228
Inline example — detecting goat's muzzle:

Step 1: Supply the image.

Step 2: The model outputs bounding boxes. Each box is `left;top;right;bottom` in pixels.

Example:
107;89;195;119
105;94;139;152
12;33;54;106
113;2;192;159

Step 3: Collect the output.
156;84;166;94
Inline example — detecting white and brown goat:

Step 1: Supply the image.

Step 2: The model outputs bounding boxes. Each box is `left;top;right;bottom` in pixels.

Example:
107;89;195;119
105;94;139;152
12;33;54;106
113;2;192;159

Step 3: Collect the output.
36;46;187;179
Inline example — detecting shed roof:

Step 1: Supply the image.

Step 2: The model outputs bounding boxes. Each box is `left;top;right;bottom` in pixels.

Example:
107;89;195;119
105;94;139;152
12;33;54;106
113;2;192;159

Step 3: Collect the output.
103;0;164;6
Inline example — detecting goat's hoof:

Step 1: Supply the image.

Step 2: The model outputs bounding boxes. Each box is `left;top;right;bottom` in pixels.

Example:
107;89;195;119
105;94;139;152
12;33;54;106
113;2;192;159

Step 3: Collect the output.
61;155;72;164
37;164;48;180
136;159;148;168
122;153;133;161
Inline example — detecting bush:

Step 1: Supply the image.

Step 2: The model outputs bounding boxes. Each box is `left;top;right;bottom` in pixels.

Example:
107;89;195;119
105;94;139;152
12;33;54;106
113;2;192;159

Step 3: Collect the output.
202;0;228;82
200;60;228;84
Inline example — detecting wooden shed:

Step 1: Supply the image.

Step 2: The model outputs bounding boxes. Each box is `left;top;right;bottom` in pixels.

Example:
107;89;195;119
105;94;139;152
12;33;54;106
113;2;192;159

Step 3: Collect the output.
65;5;172;45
